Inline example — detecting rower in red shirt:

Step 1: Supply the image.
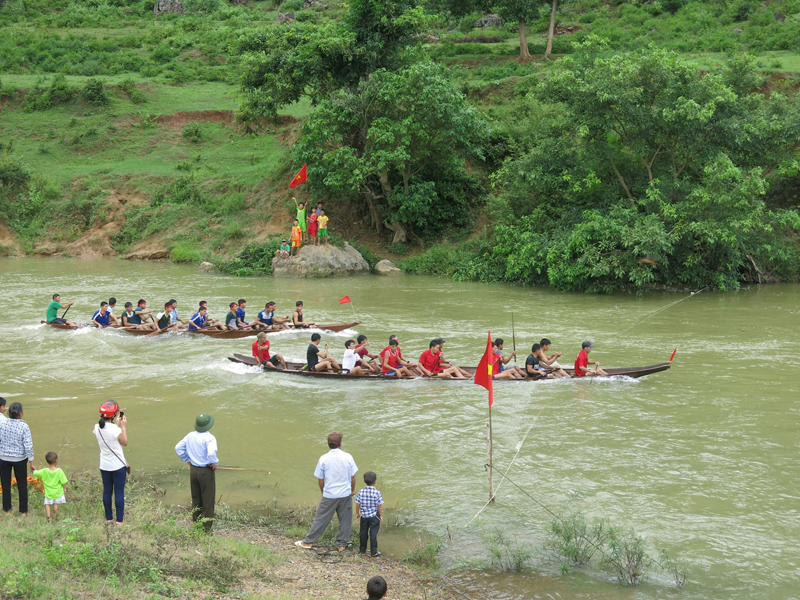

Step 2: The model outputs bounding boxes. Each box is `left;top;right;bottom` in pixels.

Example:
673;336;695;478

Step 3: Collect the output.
573;341;607;377
252;332;287;370
417;338;472;379
380;337;413;378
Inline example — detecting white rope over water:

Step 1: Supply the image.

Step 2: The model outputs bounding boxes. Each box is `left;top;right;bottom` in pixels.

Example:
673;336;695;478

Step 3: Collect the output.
617;287;705;337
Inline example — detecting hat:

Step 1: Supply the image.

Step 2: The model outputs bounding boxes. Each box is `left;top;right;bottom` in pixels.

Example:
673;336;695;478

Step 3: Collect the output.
582;341;594;349
99;401;119;419
327;432;342;447
195;413;215;432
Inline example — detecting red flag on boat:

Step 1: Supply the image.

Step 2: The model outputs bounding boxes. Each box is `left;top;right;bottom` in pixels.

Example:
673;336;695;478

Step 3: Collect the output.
669;348;678;362
289;164;307;188
339;296;351;304
474;331;493;407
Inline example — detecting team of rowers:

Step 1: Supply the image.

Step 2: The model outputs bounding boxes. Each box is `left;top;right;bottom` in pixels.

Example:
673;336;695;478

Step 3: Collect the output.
250;334;609;379
46;294;318;334
46;294;608;378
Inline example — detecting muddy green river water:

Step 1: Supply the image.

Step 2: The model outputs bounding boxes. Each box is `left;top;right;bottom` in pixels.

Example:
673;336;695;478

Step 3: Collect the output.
1;257;798;599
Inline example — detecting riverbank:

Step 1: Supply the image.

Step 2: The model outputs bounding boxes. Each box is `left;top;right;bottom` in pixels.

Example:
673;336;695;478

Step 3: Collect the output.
0;471;459;600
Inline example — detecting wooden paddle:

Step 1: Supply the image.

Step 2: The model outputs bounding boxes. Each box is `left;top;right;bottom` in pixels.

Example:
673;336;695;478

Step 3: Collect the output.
61;305;71;319
511;312;517;363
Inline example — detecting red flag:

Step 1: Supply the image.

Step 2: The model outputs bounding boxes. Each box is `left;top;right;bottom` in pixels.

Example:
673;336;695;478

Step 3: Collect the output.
474;331;494;407
289;164;307;188
339;296;351;304
669;347;678;362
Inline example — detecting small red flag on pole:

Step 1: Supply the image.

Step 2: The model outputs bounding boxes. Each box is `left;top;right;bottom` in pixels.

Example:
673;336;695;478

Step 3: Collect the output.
339;296;351;304
669;347;678;362
289;164;307;189
474;331;494;407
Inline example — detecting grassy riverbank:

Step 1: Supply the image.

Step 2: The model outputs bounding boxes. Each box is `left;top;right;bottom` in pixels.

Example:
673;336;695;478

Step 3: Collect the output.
0;471;458;600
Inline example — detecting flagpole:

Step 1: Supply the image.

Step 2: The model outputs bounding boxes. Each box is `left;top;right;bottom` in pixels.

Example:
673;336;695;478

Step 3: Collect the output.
488;404;494;503
350;301;357;322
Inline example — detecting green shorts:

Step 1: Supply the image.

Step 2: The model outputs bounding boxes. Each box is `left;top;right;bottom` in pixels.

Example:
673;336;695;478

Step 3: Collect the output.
299;222;307;232
318;228;328;237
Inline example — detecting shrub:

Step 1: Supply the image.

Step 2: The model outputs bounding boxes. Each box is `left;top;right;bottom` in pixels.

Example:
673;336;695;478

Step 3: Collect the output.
484;530;532;572
402;535;443;569
217;240;282;276
82;78;108;104
182;122;205;143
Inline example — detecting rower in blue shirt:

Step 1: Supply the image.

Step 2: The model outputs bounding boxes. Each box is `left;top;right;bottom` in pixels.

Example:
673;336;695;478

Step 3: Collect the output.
168;299;188;329
92;302;112;328
189;306;208;330
236;299;254;330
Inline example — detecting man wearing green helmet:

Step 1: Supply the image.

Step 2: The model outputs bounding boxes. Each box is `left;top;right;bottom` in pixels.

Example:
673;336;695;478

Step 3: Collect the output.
175;413;219;533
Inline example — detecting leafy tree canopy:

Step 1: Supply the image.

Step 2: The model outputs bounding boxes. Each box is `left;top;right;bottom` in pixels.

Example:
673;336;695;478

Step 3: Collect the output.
236;0;431;119
481;41;800;291
294;61;488;242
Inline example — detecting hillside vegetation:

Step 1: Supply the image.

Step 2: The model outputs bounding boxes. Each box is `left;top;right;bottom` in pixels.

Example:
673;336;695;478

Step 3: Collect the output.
1;0;798;290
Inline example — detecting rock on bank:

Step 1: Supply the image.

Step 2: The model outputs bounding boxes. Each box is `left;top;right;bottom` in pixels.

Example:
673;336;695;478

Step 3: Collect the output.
272;243;370;278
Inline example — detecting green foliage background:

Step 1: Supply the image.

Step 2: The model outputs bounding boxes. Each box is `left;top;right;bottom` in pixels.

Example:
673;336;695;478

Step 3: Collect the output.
0;0;798;290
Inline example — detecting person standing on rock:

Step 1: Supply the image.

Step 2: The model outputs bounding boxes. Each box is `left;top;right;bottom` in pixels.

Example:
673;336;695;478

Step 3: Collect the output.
175;413;218;533
291;219;302;257
318;209;330;245
295;432;357;551
293;197;307;243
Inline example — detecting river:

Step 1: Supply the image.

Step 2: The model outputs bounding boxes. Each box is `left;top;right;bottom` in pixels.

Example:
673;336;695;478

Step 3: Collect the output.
1;257;798;599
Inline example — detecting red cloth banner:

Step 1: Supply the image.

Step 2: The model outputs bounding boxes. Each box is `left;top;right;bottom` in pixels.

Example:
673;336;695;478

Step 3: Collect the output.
474;331;493;407
339;296;351;304
289;164;307;188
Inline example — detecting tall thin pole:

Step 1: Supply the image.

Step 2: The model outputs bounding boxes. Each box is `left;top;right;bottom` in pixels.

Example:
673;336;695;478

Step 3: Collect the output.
349;301;358;322
488;405;494;503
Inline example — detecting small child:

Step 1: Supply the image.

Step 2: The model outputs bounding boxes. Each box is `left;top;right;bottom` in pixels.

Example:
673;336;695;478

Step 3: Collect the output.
291;220;302;256
365;576;387;600
307;211;319;246
277;238;291;261
32;451;68;522
356;471;384;557
318;209;329;245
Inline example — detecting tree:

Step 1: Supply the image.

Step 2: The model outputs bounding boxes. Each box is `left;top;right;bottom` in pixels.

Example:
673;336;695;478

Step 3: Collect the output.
236;0;430;119
544;0;558;59
294;62;488;242
494;0;544;59
483;41;800;291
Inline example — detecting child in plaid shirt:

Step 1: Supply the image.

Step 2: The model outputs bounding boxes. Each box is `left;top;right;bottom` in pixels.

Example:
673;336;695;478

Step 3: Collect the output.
355;471;383;556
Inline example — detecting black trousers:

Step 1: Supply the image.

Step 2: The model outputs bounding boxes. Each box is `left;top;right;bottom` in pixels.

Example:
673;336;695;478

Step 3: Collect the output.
359;515;381;554
189;465;216;532
0;458;29;513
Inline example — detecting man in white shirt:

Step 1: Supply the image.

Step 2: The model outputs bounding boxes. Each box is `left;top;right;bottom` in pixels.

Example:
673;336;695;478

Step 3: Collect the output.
0;397;6;422
295;432;358;551
341;340;369;376
175;413;219;533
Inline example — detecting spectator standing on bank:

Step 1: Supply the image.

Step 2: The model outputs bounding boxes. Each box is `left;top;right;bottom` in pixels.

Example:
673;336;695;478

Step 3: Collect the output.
295;432;357;551
175;413;218;533
356;471;384;556
0;402;37;515
0;397;7;422
93;401;128;524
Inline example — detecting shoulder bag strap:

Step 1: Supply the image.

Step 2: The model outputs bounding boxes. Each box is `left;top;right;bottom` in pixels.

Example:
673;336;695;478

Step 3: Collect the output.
99;428;129;469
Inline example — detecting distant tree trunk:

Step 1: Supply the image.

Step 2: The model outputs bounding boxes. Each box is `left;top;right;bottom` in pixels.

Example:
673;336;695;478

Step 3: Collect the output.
545;0;559;59
518;19;531;60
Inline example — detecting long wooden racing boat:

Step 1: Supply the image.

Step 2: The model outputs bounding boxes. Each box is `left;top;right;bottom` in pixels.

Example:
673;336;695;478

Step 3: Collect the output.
40;320;362;338
40;320;90;330
227;354;672;380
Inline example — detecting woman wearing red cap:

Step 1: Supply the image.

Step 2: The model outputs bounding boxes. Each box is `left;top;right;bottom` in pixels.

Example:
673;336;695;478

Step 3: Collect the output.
93;401;129;524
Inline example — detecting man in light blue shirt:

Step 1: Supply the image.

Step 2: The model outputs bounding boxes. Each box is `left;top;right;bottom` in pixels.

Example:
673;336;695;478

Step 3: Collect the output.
175;413;218;533
296;432;358;550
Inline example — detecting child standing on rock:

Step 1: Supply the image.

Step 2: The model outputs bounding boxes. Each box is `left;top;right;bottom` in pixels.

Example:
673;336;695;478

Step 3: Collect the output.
293;197;307;243
32;452;68;522
356;471;384;557
291;220;302;257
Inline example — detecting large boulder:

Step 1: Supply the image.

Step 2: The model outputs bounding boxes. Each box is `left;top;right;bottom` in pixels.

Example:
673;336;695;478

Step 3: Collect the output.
474;14;503;28
374;259;403;276
272;243;370;278
198;261;218;274
153;0;185;16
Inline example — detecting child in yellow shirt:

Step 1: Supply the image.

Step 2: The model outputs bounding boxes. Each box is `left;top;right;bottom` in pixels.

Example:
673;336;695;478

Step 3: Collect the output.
317;209;329;245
